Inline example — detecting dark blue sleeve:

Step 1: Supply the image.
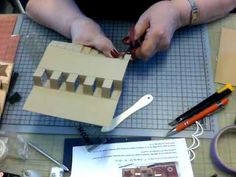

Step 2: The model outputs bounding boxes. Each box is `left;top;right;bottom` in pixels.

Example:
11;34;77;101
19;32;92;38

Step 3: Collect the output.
19;0;28;8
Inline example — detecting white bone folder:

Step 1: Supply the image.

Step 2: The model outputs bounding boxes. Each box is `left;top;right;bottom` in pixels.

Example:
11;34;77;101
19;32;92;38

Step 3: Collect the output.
101;94;153;132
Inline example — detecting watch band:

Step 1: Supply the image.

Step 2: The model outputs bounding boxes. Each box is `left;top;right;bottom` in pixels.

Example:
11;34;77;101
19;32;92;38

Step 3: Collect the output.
187;0;199;25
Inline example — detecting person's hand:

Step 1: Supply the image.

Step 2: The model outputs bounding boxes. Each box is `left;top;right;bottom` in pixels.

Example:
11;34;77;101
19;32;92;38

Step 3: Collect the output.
70;16;120;58
133;0;189;60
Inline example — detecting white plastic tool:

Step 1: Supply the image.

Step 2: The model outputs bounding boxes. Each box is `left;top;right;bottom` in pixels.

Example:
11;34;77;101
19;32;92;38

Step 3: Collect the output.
101;94;153;132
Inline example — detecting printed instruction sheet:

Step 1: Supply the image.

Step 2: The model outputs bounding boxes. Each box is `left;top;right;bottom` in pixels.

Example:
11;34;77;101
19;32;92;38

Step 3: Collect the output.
71;138;193;177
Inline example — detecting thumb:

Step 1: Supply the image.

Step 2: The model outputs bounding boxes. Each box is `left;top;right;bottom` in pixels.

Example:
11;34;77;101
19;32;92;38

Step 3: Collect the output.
92;34;118;58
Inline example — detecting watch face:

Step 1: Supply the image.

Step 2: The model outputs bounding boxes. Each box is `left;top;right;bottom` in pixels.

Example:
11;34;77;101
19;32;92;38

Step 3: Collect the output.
122;162;179;177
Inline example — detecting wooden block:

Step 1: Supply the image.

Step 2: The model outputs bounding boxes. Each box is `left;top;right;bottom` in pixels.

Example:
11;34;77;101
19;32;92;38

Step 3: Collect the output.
90;49;99;56
83;76;96;95
81;46;92;54
33;68;46;86
0;63;8;77
61;72;69;80
0;90;7;116
66;73;79;92
45;69;53;79
113;80;122;91
79;75;86;84
70;44;83;52
50;71;62;89
0;62;13;91
102;79;113;98
96;77;104;87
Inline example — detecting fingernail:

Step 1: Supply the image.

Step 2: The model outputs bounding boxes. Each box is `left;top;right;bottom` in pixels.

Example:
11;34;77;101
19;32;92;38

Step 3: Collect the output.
122;36;130;44
113;48;120;55
110;49;120;58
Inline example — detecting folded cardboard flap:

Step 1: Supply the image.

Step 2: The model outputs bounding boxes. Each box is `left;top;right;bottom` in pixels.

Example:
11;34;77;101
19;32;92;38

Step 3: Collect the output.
24;41;130;126
215;28;236;86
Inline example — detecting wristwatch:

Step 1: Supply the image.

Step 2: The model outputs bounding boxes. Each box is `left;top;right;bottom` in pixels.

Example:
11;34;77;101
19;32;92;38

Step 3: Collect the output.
187;0;199;25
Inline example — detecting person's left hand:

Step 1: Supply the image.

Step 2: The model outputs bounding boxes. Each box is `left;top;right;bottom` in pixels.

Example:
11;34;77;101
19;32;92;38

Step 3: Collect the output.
70;16;119;58
132;0;188;60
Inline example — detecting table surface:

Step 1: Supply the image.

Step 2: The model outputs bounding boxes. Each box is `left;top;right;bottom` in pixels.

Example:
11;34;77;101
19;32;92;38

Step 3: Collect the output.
0;14;236;177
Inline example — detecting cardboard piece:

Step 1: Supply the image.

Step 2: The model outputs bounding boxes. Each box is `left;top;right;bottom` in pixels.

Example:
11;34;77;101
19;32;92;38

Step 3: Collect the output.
0;15;20;116
215;28;236;86
24;41;130;126
0;15;17;35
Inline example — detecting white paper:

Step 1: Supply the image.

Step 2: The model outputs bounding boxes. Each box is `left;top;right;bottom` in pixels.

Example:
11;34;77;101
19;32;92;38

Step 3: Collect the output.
71;138;193;177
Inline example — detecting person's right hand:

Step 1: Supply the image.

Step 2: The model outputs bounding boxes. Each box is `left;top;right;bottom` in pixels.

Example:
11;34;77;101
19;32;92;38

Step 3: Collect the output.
70;16;119;58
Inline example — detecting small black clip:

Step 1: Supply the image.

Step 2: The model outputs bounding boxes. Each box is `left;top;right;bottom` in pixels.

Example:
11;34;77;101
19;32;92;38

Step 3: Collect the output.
8;92;22;104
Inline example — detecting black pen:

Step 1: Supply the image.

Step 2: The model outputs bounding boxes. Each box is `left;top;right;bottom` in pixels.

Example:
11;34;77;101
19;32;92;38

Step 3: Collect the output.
168;84;234;126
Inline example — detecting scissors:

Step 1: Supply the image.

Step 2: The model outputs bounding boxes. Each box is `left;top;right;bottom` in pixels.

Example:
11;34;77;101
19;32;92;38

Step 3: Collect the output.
122;27;146;59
